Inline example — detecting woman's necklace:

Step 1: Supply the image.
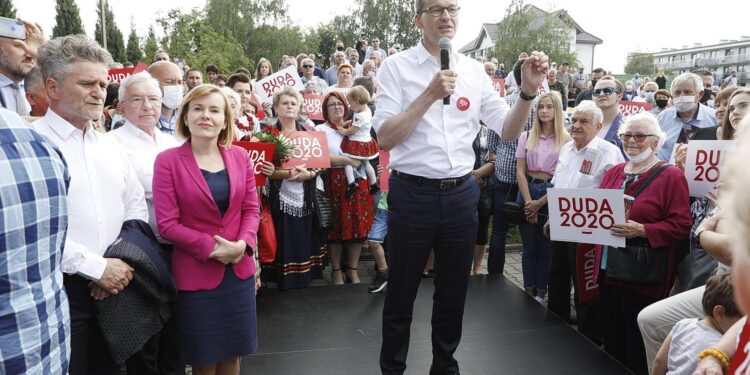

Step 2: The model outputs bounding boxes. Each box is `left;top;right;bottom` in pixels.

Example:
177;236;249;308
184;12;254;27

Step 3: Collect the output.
624;156;660;175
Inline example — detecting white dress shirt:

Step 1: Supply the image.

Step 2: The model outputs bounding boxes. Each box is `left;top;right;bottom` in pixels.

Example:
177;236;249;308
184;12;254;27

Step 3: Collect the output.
373;41;510;179
551;136;624;189
34;110;148;280
106;120;180;242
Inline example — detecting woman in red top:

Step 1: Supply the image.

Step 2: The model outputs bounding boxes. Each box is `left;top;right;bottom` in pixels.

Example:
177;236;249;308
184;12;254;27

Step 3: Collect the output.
598;111;692;375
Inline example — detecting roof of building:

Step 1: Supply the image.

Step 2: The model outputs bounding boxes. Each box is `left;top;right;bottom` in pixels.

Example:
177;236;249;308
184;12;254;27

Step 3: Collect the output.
458;5;602;53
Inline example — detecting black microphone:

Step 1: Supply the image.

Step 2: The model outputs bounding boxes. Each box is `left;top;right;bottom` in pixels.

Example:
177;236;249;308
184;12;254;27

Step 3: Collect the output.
438;37;452;105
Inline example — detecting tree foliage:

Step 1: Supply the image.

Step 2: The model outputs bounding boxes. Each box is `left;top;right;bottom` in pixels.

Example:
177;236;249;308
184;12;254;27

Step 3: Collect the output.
157;8;251;75
355;0;419;49
0;0;16;18
52;0;85;38
143;25;158;64
94;0;126;63
205;0;287;63
624;53;656;75
493;0;578;69
125;21;143;65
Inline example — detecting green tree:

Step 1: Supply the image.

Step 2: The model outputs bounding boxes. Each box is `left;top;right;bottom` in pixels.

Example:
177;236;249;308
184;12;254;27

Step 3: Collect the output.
52;0;85;38
125;21;143;65
143;25;158;64
355;0;419;49
493;0;578;71
624;52;656;75
94;0;126;63
157;9;250;74
205;0;288;60
0;0;16;18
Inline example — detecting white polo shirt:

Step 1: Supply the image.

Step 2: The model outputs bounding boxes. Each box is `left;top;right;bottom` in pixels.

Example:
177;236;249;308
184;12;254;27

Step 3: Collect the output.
551;136;624;189
373;41;510;179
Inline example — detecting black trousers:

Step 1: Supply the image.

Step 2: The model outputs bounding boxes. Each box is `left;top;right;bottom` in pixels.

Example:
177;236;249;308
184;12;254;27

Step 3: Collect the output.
65;274;120;375
599;283;656;375
547;241;601;345
380;173;479;375
125;243;182;375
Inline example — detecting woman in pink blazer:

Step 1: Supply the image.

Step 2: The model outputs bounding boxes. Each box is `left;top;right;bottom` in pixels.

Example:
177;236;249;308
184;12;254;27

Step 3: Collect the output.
153;84;259;374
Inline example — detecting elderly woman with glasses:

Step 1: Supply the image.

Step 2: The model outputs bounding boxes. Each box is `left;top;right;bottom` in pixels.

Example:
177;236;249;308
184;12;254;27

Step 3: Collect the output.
596;112;692;375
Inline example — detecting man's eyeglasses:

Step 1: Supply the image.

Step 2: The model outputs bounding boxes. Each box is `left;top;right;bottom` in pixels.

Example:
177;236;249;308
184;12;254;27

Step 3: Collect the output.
126;96;161;108
302;65;314;68
592;87;620;97
619;133;656;142
418;6;460;17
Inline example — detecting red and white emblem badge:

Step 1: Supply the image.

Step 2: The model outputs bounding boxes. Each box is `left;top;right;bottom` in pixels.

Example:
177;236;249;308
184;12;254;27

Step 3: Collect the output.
457;97;470;111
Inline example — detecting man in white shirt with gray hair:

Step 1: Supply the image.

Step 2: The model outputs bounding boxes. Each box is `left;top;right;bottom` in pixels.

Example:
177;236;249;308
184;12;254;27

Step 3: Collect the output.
373;0;549;373
34;34;147;375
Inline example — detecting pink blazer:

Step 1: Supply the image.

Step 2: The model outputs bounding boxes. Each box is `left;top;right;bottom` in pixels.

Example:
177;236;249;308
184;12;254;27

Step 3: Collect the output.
153;141;260;291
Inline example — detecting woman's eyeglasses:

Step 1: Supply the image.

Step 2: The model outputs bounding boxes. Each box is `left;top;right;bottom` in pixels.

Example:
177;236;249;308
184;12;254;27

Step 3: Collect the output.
619;133;655;142
302;65;314;68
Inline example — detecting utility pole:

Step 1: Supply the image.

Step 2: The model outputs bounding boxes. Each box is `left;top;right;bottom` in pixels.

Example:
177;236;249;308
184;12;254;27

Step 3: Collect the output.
101;0;107;49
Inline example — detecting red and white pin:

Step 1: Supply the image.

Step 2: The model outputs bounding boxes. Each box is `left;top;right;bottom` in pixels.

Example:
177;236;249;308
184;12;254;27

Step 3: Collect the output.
456;97;470;111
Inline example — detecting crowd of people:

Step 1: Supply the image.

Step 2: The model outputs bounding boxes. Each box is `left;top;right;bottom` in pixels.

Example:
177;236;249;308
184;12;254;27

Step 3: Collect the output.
2;1;750;374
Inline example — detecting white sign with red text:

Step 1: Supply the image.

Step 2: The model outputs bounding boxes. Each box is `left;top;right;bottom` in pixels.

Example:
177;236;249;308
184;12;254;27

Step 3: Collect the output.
254;66;304;104
547;188;625;247
685;140;735;197
619;101;653;116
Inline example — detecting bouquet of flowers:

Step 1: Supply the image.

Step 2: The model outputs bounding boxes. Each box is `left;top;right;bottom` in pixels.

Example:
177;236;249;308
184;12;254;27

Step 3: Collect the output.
252;126;296;166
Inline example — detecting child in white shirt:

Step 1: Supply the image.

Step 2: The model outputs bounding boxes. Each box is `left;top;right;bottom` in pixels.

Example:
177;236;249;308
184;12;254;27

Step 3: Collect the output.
337;86;380;199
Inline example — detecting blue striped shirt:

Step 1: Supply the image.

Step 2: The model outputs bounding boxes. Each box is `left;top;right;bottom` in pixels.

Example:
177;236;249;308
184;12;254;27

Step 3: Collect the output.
0;109;70;374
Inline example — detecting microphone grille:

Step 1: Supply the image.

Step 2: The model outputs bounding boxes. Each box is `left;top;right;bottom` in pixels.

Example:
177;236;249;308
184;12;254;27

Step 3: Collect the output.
438;37;452;50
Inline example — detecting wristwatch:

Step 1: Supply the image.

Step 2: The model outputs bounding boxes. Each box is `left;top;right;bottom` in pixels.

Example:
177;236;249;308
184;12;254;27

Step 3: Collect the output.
695;227;708;248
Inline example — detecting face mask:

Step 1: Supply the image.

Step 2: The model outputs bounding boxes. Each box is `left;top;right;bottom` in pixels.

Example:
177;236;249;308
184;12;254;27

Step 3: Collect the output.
367;71;375;78
628;147;654;163
590;79;598;88
700;90;711;104
655;99;669;109
673;95;695;113
111;114;123;126
645;92;655;102
162;85;183;110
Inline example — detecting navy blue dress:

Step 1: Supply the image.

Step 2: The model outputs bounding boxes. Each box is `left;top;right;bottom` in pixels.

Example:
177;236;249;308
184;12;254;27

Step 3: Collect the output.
175;169;258;367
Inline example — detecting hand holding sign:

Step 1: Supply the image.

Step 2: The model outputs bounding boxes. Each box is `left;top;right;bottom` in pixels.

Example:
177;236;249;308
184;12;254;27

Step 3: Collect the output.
547;188;626;247
610;220;646;238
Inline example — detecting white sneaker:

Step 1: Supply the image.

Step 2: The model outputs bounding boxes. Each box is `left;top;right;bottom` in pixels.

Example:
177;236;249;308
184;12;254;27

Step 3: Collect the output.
534;296;545;304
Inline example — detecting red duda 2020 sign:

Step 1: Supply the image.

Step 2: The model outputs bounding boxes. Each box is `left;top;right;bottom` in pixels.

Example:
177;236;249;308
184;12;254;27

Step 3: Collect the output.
232;141;275;186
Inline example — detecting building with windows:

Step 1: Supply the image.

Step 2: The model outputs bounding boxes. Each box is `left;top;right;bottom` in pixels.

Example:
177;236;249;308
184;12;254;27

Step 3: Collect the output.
653;37;750;85
457;5;602;71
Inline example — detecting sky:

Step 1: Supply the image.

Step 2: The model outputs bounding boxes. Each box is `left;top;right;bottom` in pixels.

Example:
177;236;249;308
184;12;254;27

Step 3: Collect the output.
15;0;749;73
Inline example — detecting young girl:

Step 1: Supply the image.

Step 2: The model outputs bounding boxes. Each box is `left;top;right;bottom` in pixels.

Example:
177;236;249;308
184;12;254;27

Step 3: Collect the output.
515;91;570;303
337;86;379;199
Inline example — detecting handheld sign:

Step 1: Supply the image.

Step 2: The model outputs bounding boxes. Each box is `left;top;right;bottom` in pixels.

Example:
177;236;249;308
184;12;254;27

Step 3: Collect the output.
379;150;390;192
302;94;325;121
282;131;331;169
684;140;734;197
233;141;276;186
254;66;304;104
108;67;135;84
547;188;625;248
619;101;653;116
575;243;601;303
491;78;505;97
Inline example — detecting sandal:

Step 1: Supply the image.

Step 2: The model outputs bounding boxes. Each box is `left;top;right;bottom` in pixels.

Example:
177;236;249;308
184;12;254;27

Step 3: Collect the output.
331;268;344;285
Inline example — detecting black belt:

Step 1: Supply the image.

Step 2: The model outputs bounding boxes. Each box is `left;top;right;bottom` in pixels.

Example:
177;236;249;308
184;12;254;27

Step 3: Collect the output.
393;170;471;189
527;175;551;184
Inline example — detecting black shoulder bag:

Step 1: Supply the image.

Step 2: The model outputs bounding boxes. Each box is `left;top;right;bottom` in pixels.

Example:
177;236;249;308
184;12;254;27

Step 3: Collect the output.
606;163;671;285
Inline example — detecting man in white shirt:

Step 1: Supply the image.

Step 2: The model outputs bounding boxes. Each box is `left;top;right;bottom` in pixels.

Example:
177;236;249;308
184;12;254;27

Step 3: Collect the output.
372;0;548;373
35;34;148;375
148;61;184;139
105;71;181;374
545;100;623;344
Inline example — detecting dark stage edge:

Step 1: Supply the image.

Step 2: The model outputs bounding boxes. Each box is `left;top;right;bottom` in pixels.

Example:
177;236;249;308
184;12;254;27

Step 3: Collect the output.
241;275;632;375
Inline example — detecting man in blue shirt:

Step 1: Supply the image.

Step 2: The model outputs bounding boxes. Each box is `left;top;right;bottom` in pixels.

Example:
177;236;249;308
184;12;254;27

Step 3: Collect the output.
0;108;70;374
656;72;717;161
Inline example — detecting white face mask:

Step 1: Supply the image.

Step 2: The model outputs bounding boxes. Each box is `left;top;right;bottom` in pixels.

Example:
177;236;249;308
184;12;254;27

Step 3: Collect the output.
628;146;654;163
162;85;184;110
673;95;695;113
